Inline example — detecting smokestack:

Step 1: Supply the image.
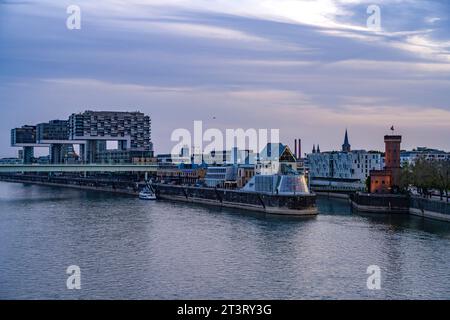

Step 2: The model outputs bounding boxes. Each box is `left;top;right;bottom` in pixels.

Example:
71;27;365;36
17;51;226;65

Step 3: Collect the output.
294;139;298;158
298;138;302;159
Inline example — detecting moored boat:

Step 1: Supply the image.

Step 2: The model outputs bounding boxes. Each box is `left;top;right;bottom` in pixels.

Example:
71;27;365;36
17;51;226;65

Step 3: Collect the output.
139;187;157;200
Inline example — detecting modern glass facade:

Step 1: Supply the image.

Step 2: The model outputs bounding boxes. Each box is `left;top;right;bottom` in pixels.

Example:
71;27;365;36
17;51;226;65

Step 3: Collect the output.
95;150;153;164
243;174;310;194
205;166;238;187
11;126;36;145
36;120;69;141
68;111;152;151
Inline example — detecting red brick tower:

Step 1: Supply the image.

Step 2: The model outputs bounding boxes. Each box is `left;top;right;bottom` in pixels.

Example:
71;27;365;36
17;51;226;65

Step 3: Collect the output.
370;133;402;193
384;135;401;169
384;135;402;186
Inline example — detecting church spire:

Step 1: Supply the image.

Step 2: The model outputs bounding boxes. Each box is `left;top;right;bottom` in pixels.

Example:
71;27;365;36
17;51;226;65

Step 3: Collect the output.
317;144;320;153
312;144;316;154
342;129;351;152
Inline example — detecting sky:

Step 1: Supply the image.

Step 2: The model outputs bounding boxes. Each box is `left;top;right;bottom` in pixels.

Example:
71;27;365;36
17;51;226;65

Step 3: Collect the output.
0;0;450;157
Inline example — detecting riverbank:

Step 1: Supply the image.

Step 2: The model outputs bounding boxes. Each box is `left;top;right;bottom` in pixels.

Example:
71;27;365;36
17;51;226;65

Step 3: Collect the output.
314;190;450;223
0;174;139;196
409;196;450;222
0;174;317;216
350;192;450;222
314;191;350;200
4;174;448;221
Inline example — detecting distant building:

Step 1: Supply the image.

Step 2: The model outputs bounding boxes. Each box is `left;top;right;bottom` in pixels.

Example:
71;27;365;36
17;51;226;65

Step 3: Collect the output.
0;157;22;165
205;166;238;188
132;156;157;165
62;144;79;164
11;125;37;164
292;138;308;176
157;154;174;165
401;147;450;165
201;147;254;166
156;146;191;165
36;155;51;164
237;142;310;194
236;164;256;188
370;135;402;194
157;165;206;185
162;147;257;166
36;120;77;164
96;150;154;164
256;143;297;175
307;130;382;191
11;110;153;165
11;125;37;145
36;120;69;142
308;150;382;181
69;110;153;163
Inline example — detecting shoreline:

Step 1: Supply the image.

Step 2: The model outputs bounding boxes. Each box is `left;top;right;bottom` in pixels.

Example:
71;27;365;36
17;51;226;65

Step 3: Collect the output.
0;177;138;196
0;177;318;216
2;178;448;222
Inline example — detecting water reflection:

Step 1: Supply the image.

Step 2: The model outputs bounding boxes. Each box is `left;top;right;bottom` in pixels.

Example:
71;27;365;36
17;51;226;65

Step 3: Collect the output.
0;183;449;299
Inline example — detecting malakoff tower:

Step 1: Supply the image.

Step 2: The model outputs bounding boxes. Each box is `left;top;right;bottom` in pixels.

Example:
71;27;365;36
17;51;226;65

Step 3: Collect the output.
370;134;402;193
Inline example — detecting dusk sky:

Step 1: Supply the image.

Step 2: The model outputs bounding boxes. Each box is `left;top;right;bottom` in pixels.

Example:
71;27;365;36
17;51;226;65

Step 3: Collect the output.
1;0;450;158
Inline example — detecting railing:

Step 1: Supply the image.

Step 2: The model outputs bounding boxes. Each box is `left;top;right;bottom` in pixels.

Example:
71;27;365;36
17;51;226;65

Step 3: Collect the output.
410;197;450;216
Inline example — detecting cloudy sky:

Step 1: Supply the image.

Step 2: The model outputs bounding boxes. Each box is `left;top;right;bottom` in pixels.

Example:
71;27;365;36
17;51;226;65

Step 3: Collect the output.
1;0;450;157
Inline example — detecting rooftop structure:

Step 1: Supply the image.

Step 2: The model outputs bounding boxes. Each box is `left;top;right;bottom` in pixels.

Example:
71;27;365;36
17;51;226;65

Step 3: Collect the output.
342;129;351;152
256;143;297;175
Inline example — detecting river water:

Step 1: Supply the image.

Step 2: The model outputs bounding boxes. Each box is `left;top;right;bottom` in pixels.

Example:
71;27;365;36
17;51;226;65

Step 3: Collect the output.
0;182;449;299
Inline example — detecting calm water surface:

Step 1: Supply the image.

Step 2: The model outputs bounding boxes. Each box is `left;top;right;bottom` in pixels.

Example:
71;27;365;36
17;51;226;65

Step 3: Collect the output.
0;182;449;299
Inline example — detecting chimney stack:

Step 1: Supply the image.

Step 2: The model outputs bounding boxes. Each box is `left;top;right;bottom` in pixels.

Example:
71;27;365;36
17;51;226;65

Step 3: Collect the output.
298;138;302;159
294;139;298;158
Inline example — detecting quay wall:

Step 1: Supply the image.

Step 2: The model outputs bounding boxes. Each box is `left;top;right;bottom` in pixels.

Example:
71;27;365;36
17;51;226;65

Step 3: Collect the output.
350;193;410;214
409;197;450;222
315;192;351;200
351;192;450;222
0;174;317;216
154;184;317;216
0;174;139;196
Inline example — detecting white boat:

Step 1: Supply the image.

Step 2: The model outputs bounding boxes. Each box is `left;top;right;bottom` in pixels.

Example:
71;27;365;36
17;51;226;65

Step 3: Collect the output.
139;187;157;200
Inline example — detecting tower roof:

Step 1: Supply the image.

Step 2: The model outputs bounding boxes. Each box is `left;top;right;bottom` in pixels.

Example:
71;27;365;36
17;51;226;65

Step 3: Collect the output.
342;129;351;152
